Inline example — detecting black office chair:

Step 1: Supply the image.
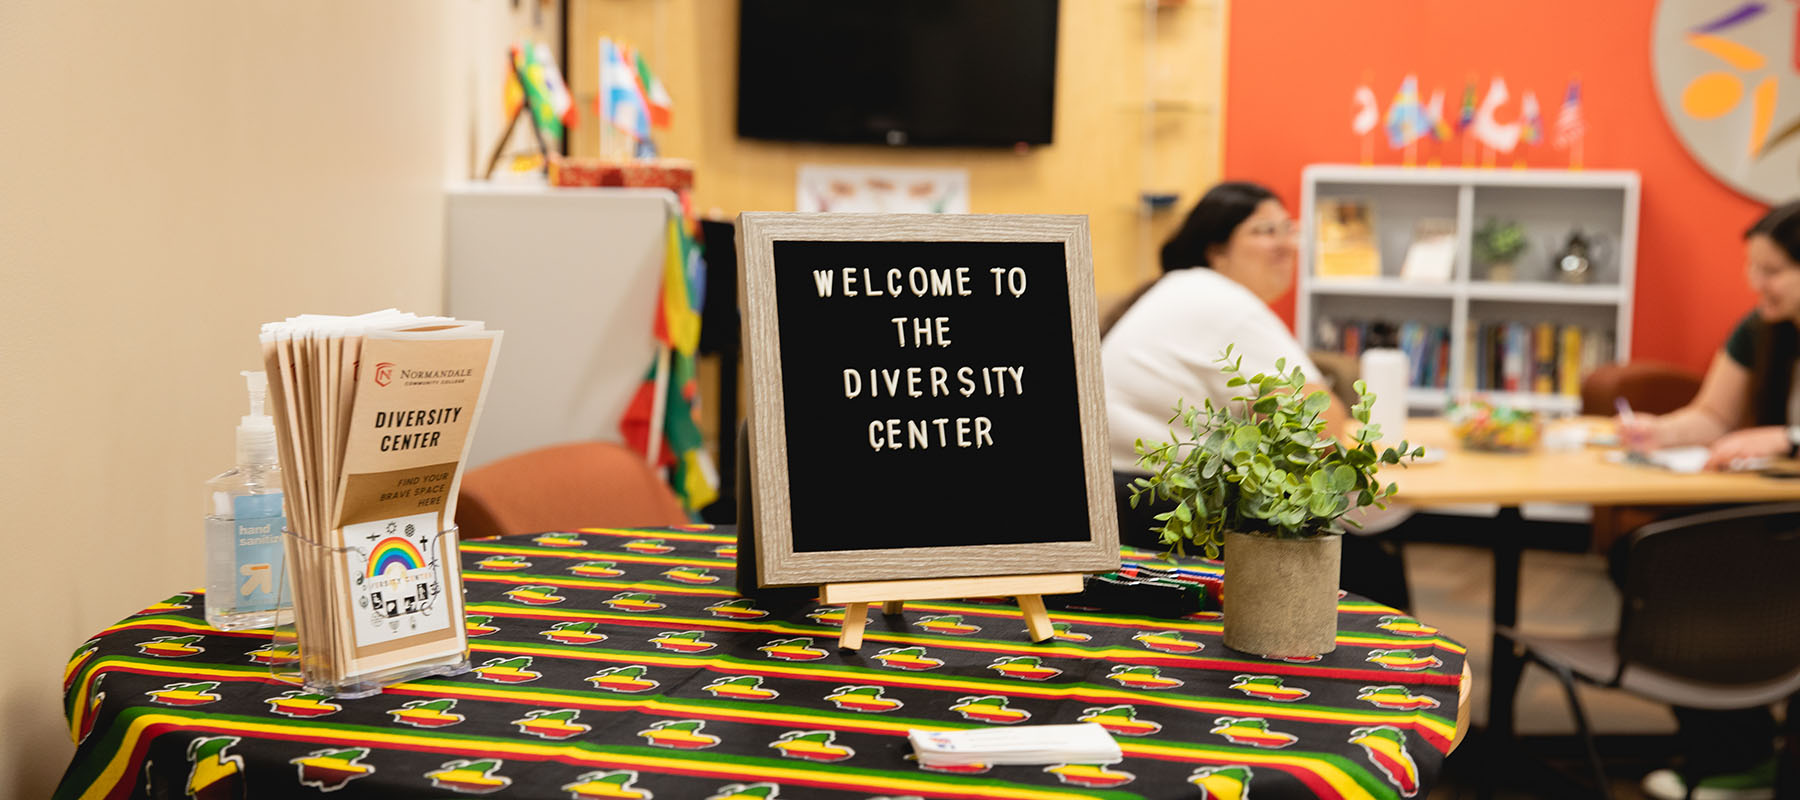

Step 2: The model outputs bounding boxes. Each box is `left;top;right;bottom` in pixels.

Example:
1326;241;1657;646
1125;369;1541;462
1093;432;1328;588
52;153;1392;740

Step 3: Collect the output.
1496;502;1800;798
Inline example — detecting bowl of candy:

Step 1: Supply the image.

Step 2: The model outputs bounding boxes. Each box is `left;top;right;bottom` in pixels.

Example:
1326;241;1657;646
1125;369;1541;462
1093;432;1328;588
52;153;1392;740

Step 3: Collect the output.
1449;401;1541;453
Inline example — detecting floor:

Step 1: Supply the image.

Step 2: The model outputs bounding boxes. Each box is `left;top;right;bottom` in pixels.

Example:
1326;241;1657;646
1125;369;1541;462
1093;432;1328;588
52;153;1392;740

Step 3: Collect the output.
1407;541;1673;798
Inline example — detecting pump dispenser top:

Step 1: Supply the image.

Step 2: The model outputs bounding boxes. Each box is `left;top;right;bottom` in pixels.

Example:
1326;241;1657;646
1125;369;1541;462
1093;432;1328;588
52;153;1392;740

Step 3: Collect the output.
236;370;277;466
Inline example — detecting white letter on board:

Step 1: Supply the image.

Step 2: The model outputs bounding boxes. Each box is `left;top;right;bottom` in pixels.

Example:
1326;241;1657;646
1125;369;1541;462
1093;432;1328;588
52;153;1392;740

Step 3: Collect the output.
975;416;994;447
887;268;903;297
843;369;862;399
861;268;883;296
890;317;909;347
842;267;858;297
881;369;902;396
957;367;976;397
1007;366;1026;395
907;419;927;449
931;268;953;296
956;267;972;296
906;367;923;398
886;419;903;449
812;270;835;297
956;417;972;447
989;267;1006;295
1007;267;1028;297
868;420;885;450
912;267;933;296
930;366;949;396
932;417;951;446
934;317;951;347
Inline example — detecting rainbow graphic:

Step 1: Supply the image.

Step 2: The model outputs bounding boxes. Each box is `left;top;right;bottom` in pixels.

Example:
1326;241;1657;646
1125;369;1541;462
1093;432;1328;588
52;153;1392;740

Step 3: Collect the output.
1133;630;1204;654
918;760;990;775
137;635;204;658
366;537;425;578
291;747;374;792
916;615;981;635
1049;622;1092;642
708;783;780;800
951;695;1031;723
639;720;720;750
1230;675;1310;702
265;691;340;719
1358;685;1442;711
1350;726;1421;797
186;736;245;799
1367;649;1443;672
425;759;511;794
587;666;659;693
1045;763;1136;788
141;593;193;614
475;555;530;572
760;638;829;662
146;681;220;707
650;630;716;653
770;730;854;762
245;643;298;666
465;615;501;637
474;657;541;684
570;561;625;578
388;699;464;728
662;567;719;584
1211;717;1299;749
1190;765;1253;800
562;770;651;799
705;599;767;620
622;539;675;554
704;676;779;700
1109;665;1184;690
513;709;590;740
988;656;1062;681
534;533;587;548
826;686;902;712
1377;615;1440;637
873;647;943;671
1080;705;1163;736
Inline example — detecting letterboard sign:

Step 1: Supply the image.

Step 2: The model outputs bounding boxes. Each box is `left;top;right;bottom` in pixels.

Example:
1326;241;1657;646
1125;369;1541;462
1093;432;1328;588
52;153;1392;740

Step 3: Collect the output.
738;213;1118;586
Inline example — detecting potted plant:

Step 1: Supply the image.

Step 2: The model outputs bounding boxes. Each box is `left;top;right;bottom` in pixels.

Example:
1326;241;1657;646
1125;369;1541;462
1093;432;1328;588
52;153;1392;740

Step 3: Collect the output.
1474;218;1528;282
1129;347;1421;656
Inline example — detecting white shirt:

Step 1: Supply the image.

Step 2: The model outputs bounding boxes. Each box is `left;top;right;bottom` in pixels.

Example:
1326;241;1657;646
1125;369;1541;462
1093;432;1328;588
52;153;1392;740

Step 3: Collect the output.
1102;268;1319;472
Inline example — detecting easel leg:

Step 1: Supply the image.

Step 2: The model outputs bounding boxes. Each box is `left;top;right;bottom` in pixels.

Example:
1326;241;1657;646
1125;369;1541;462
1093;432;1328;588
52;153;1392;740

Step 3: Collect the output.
1018;595;1053;642
881;601;905;615
839;603;869;650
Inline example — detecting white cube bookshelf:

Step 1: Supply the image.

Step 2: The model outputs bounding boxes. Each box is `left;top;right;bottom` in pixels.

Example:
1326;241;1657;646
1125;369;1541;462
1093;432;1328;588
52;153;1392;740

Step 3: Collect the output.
1297;164;1639;415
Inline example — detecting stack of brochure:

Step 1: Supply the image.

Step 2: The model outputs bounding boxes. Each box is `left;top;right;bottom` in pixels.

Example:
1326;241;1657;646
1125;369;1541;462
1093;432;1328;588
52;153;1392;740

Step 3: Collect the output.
907;723;1122;767
260;310;502;696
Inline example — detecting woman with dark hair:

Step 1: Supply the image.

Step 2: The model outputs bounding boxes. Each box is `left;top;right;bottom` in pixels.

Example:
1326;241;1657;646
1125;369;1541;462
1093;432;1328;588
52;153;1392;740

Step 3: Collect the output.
1621;201;1800;469
1614;200;1800;800
1102;182;1351;543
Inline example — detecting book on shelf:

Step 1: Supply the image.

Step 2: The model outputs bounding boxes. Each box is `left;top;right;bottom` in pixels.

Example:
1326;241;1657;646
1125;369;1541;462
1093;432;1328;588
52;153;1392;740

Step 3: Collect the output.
1317;316;1451;390
1470;320;1614;398
1315;197;1380;278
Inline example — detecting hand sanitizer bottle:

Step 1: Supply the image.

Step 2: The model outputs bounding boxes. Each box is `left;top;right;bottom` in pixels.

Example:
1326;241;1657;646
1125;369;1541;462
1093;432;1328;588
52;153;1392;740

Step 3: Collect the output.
204;370;286;631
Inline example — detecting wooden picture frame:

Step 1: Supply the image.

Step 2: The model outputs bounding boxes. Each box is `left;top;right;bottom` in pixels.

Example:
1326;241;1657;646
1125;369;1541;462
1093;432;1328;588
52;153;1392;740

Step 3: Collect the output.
737;212;1118;586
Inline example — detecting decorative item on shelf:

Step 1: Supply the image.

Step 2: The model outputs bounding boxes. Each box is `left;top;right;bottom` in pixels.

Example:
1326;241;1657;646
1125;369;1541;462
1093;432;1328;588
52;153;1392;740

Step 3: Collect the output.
1399;218;1456;283
1315;198;1380;278
1140;191;1181;213
1129;346;1421;657
1554;229;1593;284
1450;400;1541;453
549;157;695;190
1474;218;1528;282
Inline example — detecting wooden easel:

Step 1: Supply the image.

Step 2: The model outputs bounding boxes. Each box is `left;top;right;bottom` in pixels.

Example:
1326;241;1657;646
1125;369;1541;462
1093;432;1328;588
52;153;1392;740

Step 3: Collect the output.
482;53;553;181
820;573;1084;650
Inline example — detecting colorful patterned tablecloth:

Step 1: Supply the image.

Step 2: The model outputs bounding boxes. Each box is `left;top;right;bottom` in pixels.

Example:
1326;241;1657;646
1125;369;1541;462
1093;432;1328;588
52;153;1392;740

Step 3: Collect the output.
58;525;1466;799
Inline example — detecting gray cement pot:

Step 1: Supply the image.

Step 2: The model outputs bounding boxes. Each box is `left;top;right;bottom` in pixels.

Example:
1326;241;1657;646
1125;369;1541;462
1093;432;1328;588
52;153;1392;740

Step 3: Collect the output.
1221;530;1342;657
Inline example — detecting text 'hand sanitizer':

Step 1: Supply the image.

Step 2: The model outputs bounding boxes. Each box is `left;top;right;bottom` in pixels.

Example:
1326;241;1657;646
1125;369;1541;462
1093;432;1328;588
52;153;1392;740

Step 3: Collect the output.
204;370;287;630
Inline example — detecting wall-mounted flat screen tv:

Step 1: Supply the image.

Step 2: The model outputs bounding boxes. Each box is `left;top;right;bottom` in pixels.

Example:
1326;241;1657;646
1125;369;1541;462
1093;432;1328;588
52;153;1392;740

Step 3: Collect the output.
737;0;1059;147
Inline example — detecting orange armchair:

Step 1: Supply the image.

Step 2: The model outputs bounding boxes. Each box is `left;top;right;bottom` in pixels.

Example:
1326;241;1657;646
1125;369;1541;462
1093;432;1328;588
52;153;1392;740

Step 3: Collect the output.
455;441;689;540
1579;360;1703;417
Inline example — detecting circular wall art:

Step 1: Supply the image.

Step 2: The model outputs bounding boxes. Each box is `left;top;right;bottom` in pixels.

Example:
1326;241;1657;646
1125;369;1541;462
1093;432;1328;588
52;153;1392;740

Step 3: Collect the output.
1653;1;1800;202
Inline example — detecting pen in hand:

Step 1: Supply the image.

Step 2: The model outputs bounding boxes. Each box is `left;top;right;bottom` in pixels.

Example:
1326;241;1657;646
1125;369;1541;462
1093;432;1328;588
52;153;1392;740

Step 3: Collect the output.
1615;397;1651;454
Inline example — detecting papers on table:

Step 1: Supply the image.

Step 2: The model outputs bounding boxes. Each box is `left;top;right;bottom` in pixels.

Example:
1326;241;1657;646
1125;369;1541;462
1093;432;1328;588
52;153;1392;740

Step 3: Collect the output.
1607;446;1769;474
260;309;502;694
907;723;1121;767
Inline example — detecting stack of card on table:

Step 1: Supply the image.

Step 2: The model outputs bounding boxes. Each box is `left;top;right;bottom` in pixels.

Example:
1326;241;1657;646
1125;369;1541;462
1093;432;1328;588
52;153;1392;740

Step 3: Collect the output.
907;723;1121;766
260;310;502;696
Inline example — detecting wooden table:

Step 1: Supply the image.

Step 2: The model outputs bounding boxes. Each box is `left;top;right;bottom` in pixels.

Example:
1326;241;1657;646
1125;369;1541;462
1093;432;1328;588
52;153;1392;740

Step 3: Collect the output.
1385;417;1800;746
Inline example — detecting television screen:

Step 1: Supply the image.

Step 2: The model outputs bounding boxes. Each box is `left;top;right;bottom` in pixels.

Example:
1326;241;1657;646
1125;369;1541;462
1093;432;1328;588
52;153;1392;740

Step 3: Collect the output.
737;0;1058;147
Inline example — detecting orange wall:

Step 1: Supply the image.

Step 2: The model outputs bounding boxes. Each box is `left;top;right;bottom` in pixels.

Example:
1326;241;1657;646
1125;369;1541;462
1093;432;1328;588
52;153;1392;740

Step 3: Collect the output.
1224;1;1767;373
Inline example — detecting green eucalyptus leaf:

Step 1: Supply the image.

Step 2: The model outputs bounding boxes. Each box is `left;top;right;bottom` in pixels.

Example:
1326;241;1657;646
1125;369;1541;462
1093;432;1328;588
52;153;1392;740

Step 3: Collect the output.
1302;391;1331;416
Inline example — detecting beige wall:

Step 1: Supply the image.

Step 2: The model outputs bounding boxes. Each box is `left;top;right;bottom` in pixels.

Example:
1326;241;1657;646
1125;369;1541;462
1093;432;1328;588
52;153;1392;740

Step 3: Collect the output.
0;3;549;797
570;0;1227;297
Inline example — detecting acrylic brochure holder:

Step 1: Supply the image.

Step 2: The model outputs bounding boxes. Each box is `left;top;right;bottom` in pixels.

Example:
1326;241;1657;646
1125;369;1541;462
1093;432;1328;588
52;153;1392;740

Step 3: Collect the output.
268;527;469;699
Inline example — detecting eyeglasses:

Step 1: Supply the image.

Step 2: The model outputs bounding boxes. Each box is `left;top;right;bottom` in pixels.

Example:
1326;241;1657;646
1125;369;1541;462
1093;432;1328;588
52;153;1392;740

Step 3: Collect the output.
1244;221;1298;238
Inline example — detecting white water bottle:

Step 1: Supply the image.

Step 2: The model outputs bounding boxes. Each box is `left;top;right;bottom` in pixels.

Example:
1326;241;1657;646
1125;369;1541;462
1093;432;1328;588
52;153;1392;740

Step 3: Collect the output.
1359;348;1409;446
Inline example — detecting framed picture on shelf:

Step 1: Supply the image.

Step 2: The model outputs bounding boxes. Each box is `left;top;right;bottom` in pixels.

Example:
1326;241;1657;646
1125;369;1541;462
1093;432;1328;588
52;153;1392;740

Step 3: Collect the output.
1315;198;1380;279
1400;218;1456;283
